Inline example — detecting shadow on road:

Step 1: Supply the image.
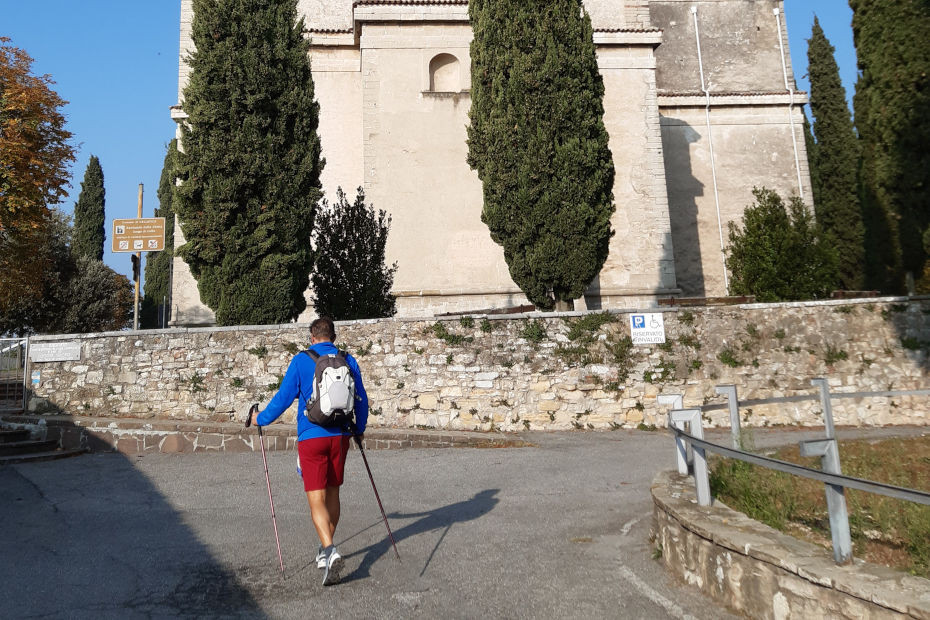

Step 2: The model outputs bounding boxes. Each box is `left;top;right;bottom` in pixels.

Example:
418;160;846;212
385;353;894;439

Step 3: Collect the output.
0;415;262;617
341;488;500;583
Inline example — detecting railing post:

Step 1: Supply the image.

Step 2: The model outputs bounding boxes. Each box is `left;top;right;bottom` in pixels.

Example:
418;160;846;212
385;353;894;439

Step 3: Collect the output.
668;414;689;475
657;394;683;411
659;394;687;472
715;384;741;449
811;378;836;439
23;337;30;412
800;438;853;564
670;409;711;506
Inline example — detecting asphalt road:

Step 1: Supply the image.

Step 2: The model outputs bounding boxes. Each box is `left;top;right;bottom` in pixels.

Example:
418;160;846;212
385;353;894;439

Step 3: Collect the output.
1;431;742;619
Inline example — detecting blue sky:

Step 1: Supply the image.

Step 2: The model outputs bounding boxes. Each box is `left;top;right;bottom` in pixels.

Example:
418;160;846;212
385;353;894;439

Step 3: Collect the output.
2;1;856;282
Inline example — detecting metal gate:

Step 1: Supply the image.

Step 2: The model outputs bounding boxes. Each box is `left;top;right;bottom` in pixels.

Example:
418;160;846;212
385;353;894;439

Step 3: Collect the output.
0;338;28;413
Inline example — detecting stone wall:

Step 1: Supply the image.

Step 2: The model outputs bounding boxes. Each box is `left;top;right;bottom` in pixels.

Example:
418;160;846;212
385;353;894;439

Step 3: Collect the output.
23;298;930;430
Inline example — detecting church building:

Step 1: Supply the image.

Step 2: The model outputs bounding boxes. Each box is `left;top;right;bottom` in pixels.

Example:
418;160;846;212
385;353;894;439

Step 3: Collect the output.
171;0;811;325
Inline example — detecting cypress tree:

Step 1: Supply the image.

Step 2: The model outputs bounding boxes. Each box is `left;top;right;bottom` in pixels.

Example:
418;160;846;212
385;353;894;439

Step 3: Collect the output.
807;17;863;291
175;0;323;325
803;115;820;210
467;0;615;311
72;155;105;261
851;0;930;291
141;140;179;328
311;187;397;321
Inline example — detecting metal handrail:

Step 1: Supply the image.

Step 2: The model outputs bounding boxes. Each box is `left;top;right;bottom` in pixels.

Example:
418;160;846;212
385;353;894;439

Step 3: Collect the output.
670;426;930;506
665;379;930;564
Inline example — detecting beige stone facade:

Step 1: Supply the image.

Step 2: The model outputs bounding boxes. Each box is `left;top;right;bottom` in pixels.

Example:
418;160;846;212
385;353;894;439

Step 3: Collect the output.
171;0;810;325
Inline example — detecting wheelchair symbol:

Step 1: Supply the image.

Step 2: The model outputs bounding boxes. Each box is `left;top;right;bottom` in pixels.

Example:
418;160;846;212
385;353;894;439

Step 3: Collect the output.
650;316;660;329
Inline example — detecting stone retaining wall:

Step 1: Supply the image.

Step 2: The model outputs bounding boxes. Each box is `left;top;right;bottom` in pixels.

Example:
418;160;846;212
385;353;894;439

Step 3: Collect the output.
0;414;532;454
23;297;930;432
652;470;930;619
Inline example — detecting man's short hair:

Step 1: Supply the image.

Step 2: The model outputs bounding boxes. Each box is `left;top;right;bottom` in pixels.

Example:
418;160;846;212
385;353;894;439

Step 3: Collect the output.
310;317;336;342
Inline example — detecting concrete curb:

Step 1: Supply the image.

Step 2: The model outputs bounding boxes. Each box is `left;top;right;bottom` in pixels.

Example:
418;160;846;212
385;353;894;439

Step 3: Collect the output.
651;470;930;619
0;414;534;454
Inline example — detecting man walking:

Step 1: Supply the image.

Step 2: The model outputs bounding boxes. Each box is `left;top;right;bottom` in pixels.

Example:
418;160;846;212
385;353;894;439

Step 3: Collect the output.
250;317;369;586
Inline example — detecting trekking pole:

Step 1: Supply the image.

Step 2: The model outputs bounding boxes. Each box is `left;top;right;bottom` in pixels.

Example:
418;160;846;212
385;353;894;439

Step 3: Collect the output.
245;404;286;577
349;423;400;560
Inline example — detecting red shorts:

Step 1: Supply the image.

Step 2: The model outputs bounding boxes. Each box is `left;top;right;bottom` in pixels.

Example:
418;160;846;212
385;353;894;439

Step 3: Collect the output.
297;436;351;492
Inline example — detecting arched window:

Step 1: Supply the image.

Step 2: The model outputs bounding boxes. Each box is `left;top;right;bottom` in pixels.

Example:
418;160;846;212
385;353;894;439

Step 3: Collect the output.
429;53;460;92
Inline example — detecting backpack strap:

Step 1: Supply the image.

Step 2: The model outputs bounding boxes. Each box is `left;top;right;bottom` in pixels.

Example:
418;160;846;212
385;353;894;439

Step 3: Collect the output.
302;350;321;362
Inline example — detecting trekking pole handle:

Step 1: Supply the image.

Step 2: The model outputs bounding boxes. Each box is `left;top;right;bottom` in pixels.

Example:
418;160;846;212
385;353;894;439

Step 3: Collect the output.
245;403;260;429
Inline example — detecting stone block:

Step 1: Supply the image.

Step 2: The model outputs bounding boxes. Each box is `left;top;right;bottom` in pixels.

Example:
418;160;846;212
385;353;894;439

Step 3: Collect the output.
161;434;193;453
116;436;141;454
418;393;439;410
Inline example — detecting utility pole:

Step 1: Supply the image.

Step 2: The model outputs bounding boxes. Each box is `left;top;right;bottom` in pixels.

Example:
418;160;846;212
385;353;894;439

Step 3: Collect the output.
134;184;143;330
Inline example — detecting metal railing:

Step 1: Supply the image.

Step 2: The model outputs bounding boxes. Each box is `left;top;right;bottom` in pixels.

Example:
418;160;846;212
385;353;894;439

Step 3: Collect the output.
664;379;930;565
0;338;28;413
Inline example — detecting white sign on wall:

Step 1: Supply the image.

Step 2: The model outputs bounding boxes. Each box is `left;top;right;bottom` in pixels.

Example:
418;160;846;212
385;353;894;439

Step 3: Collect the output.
629;313;666;345
29;341;82;363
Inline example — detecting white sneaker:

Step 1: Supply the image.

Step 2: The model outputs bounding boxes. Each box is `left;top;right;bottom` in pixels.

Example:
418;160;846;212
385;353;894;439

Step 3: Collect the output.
316;544;326;569
322;546;344;586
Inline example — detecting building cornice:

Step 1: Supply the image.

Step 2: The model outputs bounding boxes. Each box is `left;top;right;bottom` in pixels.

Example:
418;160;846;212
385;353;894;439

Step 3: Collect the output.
658;91;809;107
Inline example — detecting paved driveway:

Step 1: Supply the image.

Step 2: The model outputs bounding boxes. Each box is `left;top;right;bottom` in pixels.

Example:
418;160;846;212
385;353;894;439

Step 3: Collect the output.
1;431;738;619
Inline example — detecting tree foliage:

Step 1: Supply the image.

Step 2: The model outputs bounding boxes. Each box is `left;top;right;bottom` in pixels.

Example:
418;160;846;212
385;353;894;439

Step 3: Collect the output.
61;257;133;333
467;0;615;310
806;17;864;290
0;209;74;335
726;188;838;302
311;187;397;321
0;38;75;325
851;0;930;290
142;140;179;328
0;37;74;233
175;0;323;326
72;155;106;261
0;210;133;336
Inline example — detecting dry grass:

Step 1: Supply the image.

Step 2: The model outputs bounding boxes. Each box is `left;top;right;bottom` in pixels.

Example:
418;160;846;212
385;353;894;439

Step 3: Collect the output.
709;435;930;578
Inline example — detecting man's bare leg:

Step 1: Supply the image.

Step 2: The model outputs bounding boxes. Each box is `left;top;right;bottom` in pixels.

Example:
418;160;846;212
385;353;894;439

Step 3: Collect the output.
306;487;341;546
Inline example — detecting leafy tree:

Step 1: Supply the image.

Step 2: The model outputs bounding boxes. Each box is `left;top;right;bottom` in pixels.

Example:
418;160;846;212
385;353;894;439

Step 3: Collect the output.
311;187;397;321
851;0;930;290
807;17;864;290
467;0;615;311
175;0;323;325
0;37;74;233
1;210;133;335
726;188;838;302
0;38;74;324
142;140;179;328
0;209;75;335
72;155;106;261
61;257;133;333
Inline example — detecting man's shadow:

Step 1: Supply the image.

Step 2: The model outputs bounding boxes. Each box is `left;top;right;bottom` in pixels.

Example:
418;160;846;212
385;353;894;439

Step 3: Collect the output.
341;488;500;582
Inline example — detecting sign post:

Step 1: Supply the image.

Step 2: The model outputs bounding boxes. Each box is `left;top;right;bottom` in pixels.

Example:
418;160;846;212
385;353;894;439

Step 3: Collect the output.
112;186;167;330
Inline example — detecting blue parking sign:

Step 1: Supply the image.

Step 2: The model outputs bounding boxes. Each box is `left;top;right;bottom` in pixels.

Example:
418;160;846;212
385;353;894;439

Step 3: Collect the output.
629;312;666;345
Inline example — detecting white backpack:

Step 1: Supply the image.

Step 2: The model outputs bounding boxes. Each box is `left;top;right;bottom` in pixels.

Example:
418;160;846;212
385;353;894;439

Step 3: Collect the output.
302;350;355;427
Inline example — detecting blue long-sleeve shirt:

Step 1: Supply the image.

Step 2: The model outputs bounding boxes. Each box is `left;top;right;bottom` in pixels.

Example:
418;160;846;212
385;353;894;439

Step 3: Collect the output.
256;342;368;441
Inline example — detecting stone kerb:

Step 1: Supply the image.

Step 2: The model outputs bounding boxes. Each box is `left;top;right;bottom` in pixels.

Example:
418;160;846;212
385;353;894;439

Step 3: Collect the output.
652;470;930;619
21;297;930;433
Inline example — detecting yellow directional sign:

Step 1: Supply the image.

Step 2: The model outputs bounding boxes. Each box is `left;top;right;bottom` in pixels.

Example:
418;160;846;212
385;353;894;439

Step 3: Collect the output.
112;218;166;253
